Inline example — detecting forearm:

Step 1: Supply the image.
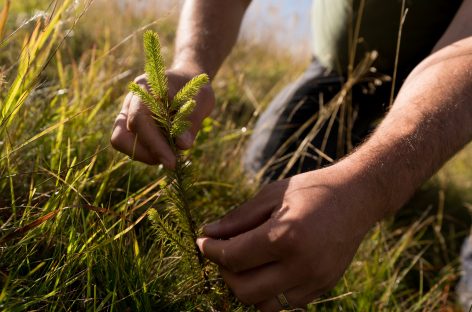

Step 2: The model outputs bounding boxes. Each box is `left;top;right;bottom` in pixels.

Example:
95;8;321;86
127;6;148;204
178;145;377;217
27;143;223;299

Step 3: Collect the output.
344;37;472;222
171;0;251;79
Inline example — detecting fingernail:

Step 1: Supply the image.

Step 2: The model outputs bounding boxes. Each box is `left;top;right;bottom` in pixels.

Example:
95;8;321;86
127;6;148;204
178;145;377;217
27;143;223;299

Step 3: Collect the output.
178;131;193;148
196;238;205;252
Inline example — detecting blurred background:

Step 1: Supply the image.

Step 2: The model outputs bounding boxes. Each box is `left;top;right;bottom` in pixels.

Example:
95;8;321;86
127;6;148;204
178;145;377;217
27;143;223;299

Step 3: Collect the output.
119;0;313;57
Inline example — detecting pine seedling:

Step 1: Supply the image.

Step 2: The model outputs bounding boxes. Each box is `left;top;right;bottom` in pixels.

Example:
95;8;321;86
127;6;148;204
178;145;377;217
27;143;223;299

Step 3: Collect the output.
129;30;210;288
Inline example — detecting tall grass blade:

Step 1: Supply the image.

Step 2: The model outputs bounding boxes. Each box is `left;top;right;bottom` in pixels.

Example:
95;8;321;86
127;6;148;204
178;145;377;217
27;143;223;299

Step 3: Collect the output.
0;0;10;41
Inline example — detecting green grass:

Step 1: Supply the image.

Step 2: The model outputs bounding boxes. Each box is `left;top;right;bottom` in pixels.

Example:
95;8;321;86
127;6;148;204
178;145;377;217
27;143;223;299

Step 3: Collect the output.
1;1;471;311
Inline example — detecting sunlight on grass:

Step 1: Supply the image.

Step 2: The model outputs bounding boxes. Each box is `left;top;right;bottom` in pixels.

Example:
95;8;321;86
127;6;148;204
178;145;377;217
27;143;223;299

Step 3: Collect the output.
0;1;470;311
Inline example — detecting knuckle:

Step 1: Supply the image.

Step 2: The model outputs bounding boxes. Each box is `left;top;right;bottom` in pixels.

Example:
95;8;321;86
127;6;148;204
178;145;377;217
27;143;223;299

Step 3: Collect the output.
268;220;303;255
127;115;138;132
127;110;147;132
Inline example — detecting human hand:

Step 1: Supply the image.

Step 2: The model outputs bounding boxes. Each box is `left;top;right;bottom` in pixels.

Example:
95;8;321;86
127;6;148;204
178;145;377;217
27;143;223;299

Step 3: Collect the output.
111;68;214;168
197;166;381;311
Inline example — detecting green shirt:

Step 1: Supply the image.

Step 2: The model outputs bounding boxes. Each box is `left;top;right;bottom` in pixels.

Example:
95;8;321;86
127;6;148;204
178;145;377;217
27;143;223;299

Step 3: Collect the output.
312;0;463;74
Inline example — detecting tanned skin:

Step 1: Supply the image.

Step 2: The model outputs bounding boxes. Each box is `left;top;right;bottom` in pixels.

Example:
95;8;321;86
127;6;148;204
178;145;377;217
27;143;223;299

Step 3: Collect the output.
111;0;472;310
111;0;250;168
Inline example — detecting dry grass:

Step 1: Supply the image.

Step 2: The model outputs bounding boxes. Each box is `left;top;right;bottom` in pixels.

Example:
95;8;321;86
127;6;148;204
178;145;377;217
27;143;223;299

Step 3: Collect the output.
0;1;471;311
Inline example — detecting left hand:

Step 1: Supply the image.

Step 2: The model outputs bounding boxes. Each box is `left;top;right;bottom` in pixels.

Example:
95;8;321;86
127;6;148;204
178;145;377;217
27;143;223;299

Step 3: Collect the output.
197;165;380;311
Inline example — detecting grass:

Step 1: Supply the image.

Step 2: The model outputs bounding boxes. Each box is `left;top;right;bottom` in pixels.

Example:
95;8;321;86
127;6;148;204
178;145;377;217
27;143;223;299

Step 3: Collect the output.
1;0;471;311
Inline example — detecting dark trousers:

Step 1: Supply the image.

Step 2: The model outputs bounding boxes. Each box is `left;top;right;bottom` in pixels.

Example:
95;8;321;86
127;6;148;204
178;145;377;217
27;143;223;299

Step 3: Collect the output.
243;59;392;181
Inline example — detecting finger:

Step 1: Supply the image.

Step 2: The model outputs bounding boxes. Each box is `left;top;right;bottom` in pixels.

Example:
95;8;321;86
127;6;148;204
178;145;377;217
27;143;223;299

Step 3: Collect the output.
219;263;301;306
197;220;278;273
175;86;215;150
255;285;324;312
111;94;157;165
127;95;176;169
111;116;159;165
121;92;133;114
203;184;283;239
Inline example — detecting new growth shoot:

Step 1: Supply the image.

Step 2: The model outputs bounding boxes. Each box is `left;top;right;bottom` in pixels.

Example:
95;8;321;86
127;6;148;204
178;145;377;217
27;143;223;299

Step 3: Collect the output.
129;30;210;288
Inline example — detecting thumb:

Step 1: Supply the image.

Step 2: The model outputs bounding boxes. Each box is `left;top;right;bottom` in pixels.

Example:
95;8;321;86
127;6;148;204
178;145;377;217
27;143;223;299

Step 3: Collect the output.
203;187;279;239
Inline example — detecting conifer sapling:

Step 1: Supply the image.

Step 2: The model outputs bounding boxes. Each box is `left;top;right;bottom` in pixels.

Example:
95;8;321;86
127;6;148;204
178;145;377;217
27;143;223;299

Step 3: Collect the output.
129;30;210;287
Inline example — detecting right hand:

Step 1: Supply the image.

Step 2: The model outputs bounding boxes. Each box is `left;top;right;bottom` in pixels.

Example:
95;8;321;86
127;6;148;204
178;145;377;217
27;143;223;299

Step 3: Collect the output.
197;166;379;311
110;68;215;168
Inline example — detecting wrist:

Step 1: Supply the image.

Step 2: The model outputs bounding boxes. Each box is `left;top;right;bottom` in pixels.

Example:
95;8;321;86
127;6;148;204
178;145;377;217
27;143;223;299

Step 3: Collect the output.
334;153;399;226
170;63;203;76
338;143;417;223
171;57;212;79
297;163;381;240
